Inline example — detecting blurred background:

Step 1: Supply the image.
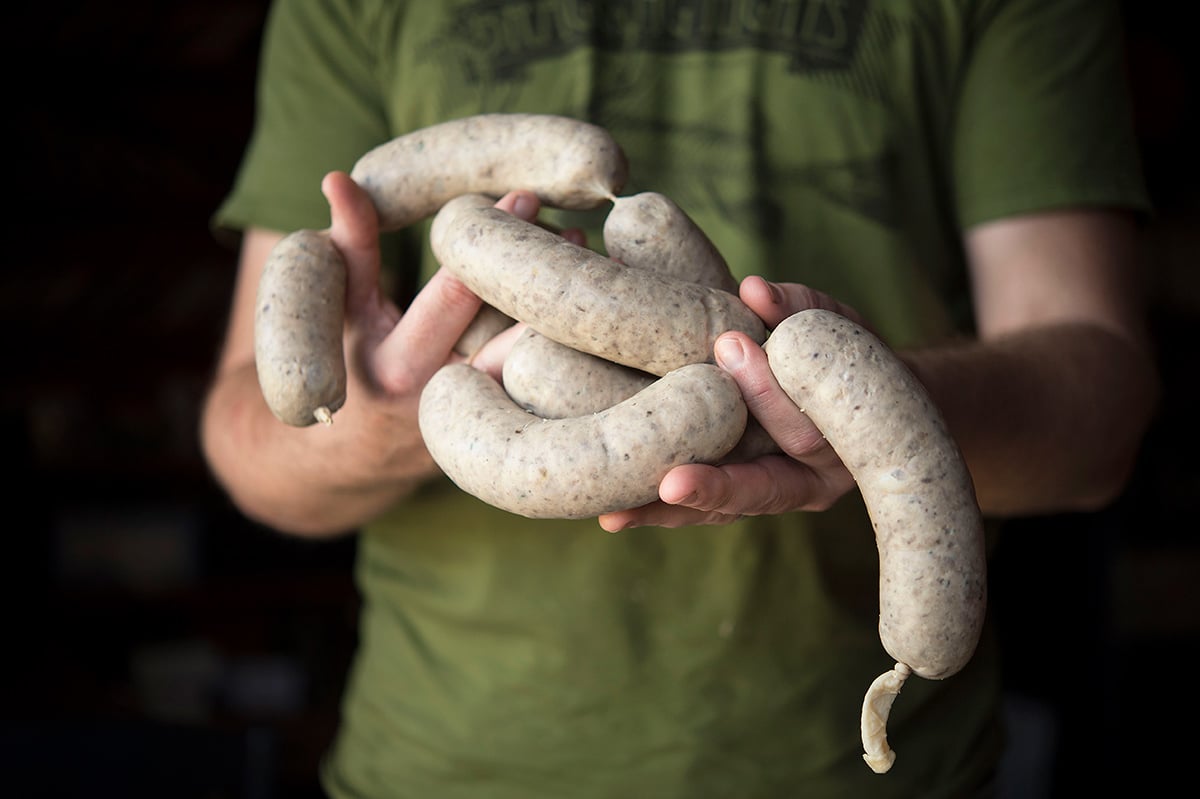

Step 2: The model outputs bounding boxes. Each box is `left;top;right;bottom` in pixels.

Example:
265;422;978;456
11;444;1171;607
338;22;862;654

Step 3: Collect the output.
3;2;1195;797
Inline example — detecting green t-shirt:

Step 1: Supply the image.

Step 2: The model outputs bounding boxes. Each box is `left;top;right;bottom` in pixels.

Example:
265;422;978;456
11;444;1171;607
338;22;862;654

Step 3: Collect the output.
215;1;1148;797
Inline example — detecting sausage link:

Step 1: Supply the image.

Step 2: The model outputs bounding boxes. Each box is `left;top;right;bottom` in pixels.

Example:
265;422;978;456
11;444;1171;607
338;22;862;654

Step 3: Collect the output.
419;363;747;518
254;230;346;426
351;114;628;231
431;195;767;377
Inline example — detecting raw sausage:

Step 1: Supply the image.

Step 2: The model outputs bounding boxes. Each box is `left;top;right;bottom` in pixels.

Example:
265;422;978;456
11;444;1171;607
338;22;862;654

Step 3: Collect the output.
254;230;346;426
419;362;747;518
430;194;767;376
351;113;627;231
763;308;987;772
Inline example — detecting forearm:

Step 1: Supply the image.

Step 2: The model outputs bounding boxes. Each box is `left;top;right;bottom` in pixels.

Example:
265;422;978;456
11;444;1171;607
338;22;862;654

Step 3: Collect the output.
200;363;429;537
905;321;1159;517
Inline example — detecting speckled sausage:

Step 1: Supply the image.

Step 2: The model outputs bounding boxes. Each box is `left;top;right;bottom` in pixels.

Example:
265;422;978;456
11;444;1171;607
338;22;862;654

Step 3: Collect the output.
502;327;655;418
430;195;767;376
254;230;346;427
762;308;987;773
603;192;739;293
351;114;628;231
419;363;747;518
504;191;744;418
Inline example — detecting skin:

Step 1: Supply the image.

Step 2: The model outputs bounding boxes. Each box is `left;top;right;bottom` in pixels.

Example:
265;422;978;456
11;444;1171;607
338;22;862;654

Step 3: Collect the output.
200;172;542;535
598;209;1161;531
255;116;619;428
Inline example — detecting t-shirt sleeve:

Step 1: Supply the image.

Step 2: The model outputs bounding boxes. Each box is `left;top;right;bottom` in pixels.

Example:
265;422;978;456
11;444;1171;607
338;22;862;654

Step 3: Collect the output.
213;0;393;237
952;0;1150;227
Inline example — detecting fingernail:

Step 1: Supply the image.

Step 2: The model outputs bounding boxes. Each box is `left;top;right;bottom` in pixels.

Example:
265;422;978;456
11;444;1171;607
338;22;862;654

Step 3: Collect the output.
715;336;744;368
512;193;537;220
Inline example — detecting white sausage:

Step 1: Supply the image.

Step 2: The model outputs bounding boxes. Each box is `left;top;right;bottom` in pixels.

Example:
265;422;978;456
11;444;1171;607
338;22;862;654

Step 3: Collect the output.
351;114;628;231
503;191;738;418
419;363;747;518
762;308;987;772
430;195;767;376
604;192;739;294
502;328;654;418
254;230;346;427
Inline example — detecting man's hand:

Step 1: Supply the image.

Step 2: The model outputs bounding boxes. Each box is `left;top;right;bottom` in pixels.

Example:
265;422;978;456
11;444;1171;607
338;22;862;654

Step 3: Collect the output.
601;208;1160;530
598;278;867;532
201;173;551;535
325;172;569;493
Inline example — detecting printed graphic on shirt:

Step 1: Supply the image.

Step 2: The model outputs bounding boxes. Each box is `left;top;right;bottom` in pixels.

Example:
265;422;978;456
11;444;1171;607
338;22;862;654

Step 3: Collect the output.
422;0;898;239
444;0;869;80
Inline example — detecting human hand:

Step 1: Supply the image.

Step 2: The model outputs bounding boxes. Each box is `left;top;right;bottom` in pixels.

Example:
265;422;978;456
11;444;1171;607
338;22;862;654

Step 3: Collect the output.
598;278;869;531
201;176;573;535
320;172;548;488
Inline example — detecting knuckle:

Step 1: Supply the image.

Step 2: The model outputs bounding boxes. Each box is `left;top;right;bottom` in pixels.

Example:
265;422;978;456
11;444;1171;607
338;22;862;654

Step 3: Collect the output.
777;422;829;460
371;353;422;397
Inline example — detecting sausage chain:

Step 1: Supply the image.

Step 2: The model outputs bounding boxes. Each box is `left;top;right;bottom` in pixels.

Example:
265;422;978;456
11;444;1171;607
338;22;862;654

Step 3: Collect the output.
252;114;986;775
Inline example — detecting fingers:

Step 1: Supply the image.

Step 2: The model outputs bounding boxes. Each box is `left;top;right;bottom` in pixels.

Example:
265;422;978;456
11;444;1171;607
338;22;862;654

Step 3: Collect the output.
662;457;850;514
714;333;832;460
468;321;528;380
598;330;856;531
323;171;384;318
335;180;587;402
716;330;853;496
371;190;545;394
598;497;742;532
597;455;851;532
493;190;588;245
739;276;869;330
368;266;482;393
492;189;541;221
560;227;587;246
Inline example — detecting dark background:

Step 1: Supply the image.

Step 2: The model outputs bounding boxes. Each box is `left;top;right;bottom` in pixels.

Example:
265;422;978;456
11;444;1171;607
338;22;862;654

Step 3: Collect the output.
3;2;1196;797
